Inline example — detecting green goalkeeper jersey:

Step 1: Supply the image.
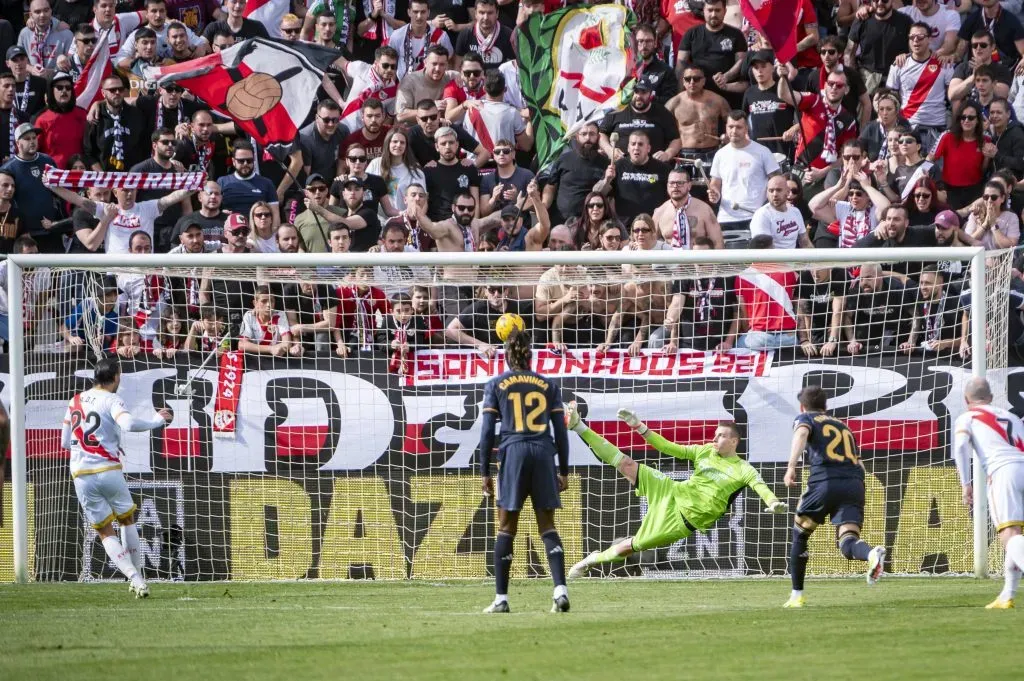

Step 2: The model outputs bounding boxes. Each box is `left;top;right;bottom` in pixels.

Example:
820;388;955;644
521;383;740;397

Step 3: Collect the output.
643;432;779;530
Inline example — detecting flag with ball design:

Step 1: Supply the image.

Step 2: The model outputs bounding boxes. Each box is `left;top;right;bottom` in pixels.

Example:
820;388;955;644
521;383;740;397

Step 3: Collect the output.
143;39;343;147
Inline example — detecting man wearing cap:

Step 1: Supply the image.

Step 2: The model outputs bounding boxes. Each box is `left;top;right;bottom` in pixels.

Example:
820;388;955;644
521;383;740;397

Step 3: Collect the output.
17;0;73;78
632;23;677;105
297;175;380;253
599;73;681;161
167;219;219;317
741;50;791;157
178;180;227;241
35;71;86;169
6;46;47;119
295;173;347;253
930;208;970;288
479;137;533;217
0;123;61;252
494;180;550;251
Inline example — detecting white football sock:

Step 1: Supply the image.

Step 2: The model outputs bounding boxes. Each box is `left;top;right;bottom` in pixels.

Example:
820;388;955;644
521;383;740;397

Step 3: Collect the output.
1002;535;1024;600
553;584;568;599
101;535;138;580
791;590;803;599
120;523;144;574
494;594;508;604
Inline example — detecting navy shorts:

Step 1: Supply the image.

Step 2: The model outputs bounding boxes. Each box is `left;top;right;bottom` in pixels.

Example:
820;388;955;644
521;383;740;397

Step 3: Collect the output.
796;478;865;526
496;441;561;512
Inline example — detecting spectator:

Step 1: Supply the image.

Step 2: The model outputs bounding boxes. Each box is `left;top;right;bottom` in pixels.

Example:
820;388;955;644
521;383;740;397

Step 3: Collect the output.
167;219;218;316
330;143;388;218
658;236;739;352
218;140;280;228
309;12;339;50
19;0;73;78
796;266;848;358
315;176;380;252
299;99;348;185
845;0;912;93
535;257;608;349
373;220;430;296
709;112;781;247
796;35;870;128
445;284;534;357
338;46;400;132
35;72;86;169
120;27;163;79
956;0;1024;66
843;262;916;354
239;284;300;357
49;178;194;254
677;0;747;104
734;234;799;350
137;0;210;55
424;126;481;220
665;62;730;167
206;213;255;337
949;31;1012;103
172;109;219;176
184;306;228;354
859;88;907;162
749;175;813;249
2;123;62;252
0;73;25;164
897;0;959;59
0;235;51;345
367;126;425;217
988;98;1024;181
55;24;96;83
409;284;444;345
461;70;531;154
928;101;989;208
407;99;487;166
542;122;608;226
0;171;17;253
164;21;207;63
294;173;343;253
209;28;235;52
595;130;670;227
479;137;534;217
92;0;145;54
283;280;339;355
247;201;277;253
179;180;228;241
742;50;792;157
382;292;427;374
904;176;949;228
885;21;953;152
137;81;196;142
84;75;147;171
340;98;391;163
61;274;119;352
443;51;486;124
131;128;192;252
883;129;935;202
547;224;573;251
808;169;890;248
786;173;814;225
395;45;457;124
965;180;1021;249
590;220;627;252
570;192;621;251
152;307;186;359
330;267;390;358
600;73;681;160
68;186;111;253
901;265;963;356
631;23;678;105
388;0;453;80
6;46;46;118
454;0;513;71
493;180;550;251
117;230;169;337
202;0;269;42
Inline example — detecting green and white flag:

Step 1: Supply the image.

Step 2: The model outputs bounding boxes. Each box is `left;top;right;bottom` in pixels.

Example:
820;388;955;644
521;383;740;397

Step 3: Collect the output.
518;5;637;171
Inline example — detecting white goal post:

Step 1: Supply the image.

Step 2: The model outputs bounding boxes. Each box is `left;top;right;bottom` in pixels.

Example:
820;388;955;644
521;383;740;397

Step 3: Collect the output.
4;246;1002;583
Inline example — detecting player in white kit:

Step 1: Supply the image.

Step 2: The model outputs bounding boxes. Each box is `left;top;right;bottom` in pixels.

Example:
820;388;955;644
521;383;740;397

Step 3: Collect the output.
953;377;1024;609
61;357;171;598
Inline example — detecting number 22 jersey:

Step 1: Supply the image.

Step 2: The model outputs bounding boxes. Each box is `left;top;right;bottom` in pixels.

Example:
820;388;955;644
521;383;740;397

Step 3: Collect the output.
61;389;132;478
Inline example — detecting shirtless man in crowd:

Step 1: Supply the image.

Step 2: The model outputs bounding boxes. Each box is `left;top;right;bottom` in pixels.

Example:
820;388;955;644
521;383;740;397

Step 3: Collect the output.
653;168;725;249
665;63;730;166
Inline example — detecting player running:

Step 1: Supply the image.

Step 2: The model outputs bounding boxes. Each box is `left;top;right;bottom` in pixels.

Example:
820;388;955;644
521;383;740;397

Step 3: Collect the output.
61;357;171;598
953;377;1024;609
479;329;571;614
565;402;787;578
783;385;885;608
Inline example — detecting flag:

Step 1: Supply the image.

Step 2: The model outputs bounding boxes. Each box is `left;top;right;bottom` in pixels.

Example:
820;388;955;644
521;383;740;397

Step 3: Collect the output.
144;39;342;147
75;28;113;110
244;0;290;38
518;5;636;170
740;0;800;63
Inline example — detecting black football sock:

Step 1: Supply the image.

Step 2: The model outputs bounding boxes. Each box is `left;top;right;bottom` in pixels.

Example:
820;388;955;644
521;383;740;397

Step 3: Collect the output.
790;525;810;591
542;530;566;589
494;532;514;597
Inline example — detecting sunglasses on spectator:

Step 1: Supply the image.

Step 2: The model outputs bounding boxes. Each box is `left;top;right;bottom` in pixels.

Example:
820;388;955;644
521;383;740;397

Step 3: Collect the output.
418;114;439;123
983;194;1002;201
454;204;474;212
898;137;917;144
587;202;604;209
914;192;932;199
820;48;838;56
318;115;340;124
379;62;397;71
632;227;653;234
229;228;250;236
163;85;183;93
842;154;861;161
848;190;865;198
253;212;272;218
826;80;846;88
157;138;175;146
234;157;254;164
493;147;513;155
683;75;703;82
53;84;73;92
77;37;97;44
909;34;928;42
104;85;125;93
959;114;977;121
347;155;367;162
462;69;482;76
604;233;622;240
282;27;301;35
309;185;328;192
972;42;991;50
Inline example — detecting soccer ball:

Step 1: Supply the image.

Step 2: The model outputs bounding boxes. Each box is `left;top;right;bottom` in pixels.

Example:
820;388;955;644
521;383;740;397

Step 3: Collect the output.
495;313;525;341
225;73;282;121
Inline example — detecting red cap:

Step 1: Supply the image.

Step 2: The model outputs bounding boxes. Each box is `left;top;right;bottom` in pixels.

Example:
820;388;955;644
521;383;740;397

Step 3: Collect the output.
225;213;249;232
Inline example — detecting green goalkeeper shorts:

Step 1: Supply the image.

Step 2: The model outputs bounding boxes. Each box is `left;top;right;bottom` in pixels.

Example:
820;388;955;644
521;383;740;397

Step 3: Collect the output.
632;464;695;552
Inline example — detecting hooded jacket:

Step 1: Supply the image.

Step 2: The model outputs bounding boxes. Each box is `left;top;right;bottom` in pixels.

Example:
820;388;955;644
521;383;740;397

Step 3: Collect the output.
35;77;87;169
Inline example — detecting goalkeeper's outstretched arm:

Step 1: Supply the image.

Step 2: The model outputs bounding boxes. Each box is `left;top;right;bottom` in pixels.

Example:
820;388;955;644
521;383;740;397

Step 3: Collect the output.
617;408;702;461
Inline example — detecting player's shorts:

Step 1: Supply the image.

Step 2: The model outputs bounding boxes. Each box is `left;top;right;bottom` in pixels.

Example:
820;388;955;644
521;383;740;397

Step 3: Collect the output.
632;464;695;552
988;462;1024;532
796;477;865;526
73;468;137;529
496;440;561;512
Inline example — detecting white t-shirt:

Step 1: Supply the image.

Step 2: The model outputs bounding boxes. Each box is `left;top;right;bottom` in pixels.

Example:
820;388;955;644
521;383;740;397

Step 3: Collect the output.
461;100;526;152
499;61;524;110
367;156;425;218
342;61;398;131
898;6;960;52
749;203;806;249
95;200;160;254
834;201;878;248
240;310;291;345
387;25;454;80
710;140;780;224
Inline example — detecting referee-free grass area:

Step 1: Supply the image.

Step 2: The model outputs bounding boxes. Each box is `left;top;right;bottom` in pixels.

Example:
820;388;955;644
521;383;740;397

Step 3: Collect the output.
0;578;1017;681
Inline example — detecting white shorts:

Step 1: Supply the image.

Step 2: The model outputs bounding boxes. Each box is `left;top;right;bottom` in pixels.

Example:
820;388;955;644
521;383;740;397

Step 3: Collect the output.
987;462;1024;532
73;468;137;529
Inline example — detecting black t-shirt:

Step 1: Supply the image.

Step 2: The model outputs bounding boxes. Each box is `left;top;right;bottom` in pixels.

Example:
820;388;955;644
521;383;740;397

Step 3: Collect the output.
796;269;848;342
281;282;339;351
70;206;99;254
202;19;270;42
330;173;388;214
424;161;480;220
212;274;258;335
428;0;476;44
130;158;184;252
454;24;515;69
958;7;1024;65
136;95;198;140
546;148;608;224
848;13;913;73
13;76;47;119
347;205;382;253
854;225;938;277
845;277;916;341
952;60;1013;87
599;102;680;154
671;276;736;349
679;24;746;80
456;298;534;345
408;124;478;165
612;157;670;225
52;0;93;29
742;85;794;156
178;211;228;242
916;293;963;344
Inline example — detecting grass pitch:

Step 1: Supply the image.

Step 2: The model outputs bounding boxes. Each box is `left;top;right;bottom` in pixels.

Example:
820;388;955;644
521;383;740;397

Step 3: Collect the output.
0;578;1017;681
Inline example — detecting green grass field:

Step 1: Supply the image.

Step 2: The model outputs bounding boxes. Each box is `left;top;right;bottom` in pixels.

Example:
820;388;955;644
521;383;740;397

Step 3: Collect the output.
0;578;1018;681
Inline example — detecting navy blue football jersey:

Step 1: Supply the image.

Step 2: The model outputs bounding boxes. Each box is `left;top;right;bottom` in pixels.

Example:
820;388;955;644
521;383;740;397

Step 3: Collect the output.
794;412;864;484
481;370;564;446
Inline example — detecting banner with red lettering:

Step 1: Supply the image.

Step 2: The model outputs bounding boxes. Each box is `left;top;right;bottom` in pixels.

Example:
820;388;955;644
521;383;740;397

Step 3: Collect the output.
41;166;207;191
213;351;244;437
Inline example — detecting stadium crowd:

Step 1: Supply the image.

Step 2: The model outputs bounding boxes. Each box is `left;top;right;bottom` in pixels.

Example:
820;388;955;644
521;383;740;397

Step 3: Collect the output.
0;0;1022;366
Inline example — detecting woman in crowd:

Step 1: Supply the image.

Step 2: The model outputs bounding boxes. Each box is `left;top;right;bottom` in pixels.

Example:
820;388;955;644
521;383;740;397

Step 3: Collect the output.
928;102;989;209
965;180;1021;250
248;201;279;253
570;192;621;251
903;176;949;228
367;127;423;220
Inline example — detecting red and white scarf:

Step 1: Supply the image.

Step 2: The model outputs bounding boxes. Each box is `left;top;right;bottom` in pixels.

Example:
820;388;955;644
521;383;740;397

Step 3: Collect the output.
820;96;842;164
388;322;412;374
213;350;243;438
404;26;446;73
342;66;398;119
42;165;206;190
672;198;691;249
361;0;395;40
474;23;499;59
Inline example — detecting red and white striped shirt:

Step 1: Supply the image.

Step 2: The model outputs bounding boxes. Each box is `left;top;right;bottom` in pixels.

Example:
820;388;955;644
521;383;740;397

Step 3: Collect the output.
886;55;953;128
240;310;291;346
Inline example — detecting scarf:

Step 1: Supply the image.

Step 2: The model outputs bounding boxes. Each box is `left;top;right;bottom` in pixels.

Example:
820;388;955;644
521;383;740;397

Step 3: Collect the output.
341;64;397;119
192;135;213;172
672;197;691;249
361;0;395;41
354;290;376;351
820;96;842;164
7;109;15;158
325;0;353;45
404;25;445;73
33;23;52;68
388;320;411;374
474;22;499;59
837;205;872;248
42;165;207;189
107;107;126;170
18;78;31;113
923;300;942;342
132;274;165;328
404;213;422;250
460;223;475;252
878;126;891;160
693;278;716;323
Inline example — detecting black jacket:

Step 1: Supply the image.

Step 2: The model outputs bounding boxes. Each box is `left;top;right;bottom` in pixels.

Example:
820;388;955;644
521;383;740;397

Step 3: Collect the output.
993;121;1024;180
83;103;149;171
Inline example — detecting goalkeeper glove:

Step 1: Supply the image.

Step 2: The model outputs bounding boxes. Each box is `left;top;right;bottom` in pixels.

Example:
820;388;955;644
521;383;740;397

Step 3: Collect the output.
766;500;788;514
617;408;648;435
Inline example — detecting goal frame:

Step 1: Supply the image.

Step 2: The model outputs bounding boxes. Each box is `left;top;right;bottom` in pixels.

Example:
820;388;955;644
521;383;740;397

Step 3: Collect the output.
5;246;991;583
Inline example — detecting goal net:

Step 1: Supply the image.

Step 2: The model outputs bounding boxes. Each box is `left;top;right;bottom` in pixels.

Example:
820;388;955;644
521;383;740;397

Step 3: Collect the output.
1;247;1012;582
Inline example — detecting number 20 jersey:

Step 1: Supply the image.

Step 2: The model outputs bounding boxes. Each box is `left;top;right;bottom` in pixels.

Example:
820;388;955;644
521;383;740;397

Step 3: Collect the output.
794;412;864;484
61;388;130;478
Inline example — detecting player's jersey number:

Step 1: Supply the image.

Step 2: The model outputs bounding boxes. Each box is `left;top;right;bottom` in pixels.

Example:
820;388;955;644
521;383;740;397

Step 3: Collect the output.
823;424;859;464
508;392;548;433
70;409;102;448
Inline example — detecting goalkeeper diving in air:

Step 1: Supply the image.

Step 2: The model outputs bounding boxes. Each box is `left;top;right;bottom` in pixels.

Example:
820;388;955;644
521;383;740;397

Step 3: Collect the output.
565;402;788;578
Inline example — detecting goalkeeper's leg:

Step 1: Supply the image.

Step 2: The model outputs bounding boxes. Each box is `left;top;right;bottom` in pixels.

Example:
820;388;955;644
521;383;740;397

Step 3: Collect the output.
564;400;639;485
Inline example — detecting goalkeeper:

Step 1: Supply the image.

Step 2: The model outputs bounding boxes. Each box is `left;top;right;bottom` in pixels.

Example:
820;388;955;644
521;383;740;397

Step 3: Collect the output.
565;401;787;577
